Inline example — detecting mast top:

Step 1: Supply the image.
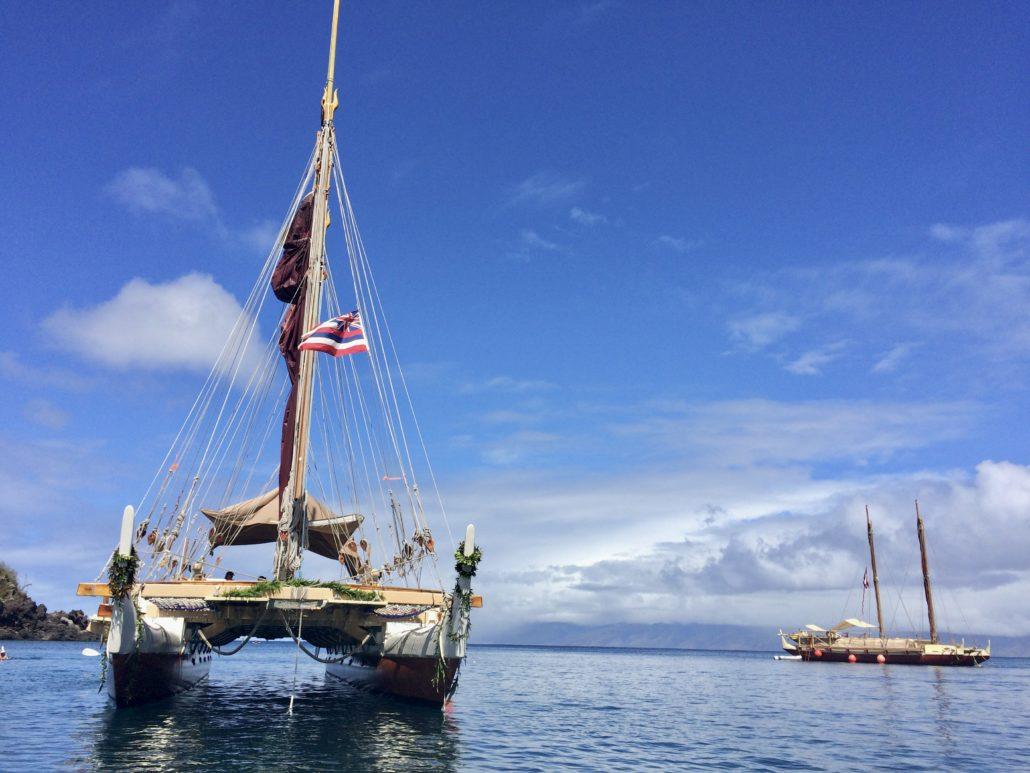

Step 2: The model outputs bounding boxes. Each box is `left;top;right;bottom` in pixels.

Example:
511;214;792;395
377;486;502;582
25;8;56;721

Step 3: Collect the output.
321;0;342;125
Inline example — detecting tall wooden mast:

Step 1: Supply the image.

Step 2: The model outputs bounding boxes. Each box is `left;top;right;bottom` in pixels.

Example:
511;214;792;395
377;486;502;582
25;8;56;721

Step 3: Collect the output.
865;505;885;640
275;0;341;580
915;500;938;644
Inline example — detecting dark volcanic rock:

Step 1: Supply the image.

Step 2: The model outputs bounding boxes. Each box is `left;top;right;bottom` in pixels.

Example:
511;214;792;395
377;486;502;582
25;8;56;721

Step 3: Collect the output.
0;562;98;641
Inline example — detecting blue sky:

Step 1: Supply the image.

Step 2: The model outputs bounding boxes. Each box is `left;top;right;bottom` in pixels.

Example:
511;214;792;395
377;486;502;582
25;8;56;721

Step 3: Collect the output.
1;1;1028;638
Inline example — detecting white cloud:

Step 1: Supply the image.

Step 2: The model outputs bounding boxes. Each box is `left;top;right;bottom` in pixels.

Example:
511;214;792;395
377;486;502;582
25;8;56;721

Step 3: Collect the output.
106;166;287;250
569;206;606;226
509;172;585;206
785;342;846;375
727;312;801;349
481;430;563;465
655;234;702;253
107;167;219;222
930;218;1030;261
43;273;261;373
872;343;913;374
520;229;559;251
456;458;1030;639
731;217;1030;370
609;398;975;467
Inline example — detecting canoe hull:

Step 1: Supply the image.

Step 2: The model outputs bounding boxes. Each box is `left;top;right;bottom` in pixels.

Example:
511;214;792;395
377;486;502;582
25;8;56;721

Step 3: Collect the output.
108;648;211;707
326;653;460;704
797;649;988;666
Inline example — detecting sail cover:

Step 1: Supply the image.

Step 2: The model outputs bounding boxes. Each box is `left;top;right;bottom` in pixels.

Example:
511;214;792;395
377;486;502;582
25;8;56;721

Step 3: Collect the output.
272;192;315;498
201;488;362;567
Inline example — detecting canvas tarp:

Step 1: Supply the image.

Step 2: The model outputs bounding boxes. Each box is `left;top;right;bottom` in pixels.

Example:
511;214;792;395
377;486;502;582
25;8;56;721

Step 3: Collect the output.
830;618;876;632
202;488;362;567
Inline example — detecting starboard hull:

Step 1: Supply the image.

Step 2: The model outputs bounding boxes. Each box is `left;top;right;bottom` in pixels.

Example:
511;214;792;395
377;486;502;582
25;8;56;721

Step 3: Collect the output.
326;654;460;705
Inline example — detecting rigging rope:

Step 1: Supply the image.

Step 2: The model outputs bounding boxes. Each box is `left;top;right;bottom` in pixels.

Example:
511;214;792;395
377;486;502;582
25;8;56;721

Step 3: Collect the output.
196;602;272;655
278;609;348;664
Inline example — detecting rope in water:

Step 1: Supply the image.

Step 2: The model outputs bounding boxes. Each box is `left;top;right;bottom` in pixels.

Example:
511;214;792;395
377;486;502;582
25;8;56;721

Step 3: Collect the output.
288;609;303;714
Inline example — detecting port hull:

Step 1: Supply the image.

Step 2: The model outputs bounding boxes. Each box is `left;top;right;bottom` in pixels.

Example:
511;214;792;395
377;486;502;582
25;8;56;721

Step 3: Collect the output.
108;650;212;707
326;654;460;704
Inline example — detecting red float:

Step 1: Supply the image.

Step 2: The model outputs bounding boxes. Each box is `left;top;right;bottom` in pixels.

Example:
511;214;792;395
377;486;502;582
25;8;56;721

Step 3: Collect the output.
847;654;857;663
877;654;886;664
814;649;823;658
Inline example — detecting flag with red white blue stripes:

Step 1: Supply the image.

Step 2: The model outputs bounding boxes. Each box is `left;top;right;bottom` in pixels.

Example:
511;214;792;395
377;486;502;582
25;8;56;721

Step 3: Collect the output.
299;310;368;357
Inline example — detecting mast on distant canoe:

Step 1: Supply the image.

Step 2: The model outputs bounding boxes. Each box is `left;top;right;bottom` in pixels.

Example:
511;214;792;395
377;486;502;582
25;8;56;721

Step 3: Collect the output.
915;500;938;644
275;0;341;580
865;505;885;640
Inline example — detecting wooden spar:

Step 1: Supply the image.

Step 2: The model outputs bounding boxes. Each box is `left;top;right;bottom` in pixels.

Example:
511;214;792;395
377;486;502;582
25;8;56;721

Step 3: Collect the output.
915;500;938;644
76;581;484;609
275;0;341;580
865;505;885;639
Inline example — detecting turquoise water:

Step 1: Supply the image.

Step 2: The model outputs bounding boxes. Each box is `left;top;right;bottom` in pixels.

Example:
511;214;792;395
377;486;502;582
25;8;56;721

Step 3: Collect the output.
1;641;1028;770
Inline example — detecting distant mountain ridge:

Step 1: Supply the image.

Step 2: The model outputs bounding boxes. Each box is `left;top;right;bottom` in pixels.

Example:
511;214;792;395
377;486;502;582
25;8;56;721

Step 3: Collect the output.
487;621;1030;657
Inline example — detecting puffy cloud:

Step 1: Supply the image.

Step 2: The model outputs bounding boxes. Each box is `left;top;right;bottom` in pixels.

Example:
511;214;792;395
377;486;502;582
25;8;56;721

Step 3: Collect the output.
43;273;261;374
106;167;218;222
460;460;1030;638
106;166;283;251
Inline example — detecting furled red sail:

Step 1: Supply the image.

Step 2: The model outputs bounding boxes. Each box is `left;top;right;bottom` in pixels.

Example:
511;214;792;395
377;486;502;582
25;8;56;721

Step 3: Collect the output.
272;192;315;498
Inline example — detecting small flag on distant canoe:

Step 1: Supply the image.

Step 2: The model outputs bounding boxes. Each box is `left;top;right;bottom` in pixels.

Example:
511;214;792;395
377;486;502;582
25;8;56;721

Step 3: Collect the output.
299;310;369;357
862;568;870;589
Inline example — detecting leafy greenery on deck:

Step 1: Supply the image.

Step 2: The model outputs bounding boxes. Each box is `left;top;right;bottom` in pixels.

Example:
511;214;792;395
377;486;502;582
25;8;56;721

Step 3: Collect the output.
220;578;379;601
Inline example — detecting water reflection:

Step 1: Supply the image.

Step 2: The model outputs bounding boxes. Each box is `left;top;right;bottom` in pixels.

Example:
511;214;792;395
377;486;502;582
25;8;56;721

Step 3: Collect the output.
80;668;459;771
932;668;954;749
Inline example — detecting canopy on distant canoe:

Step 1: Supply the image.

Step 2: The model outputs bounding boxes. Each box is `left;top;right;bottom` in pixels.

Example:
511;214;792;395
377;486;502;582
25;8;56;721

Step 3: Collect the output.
830;618;876;632
201;488;362;568
805;624;826;632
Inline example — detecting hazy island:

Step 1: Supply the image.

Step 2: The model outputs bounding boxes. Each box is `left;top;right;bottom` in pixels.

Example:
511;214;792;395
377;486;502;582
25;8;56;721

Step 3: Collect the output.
0;562;96;641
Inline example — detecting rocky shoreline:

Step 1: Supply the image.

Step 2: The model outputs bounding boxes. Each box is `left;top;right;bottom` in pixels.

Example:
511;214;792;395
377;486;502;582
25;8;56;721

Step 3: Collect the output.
0;562;97;641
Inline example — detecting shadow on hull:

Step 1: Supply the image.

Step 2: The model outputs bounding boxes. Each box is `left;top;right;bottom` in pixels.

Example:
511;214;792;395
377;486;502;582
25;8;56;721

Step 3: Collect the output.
108;651;212;707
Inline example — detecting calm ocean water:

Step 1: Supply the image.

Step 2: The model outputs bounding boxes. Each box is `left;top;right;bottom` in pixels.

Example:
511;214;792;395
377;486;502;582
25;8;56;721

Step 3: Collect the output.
0;641;1027;770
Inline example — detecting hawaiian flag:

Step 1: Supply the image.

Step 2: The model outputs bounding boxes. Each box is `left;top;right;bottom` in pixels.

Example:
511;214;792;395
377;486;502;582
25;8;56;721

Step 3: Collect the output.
299;310;368;357
863;568;870;589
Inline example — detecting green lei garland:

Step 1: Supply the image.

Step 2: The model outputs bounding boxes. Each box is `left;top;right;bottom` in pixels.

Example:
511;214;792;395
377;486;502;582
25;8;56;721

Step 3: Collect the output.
434;541;483;693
